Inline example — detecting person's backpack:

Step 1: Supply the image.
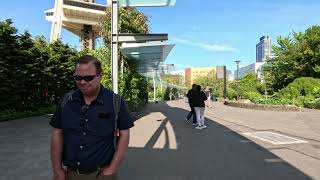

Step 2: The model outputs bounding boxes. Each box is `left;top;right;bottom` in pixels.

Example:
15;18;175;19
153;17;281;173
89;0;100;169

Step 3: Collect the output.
60;90;121;149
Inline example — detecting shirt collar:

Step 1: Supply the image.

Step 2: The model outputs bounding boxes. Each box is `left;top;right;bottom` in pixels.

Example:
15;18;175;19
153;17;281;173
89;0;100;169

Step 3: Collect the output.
72;84;106;105
95;85;105;105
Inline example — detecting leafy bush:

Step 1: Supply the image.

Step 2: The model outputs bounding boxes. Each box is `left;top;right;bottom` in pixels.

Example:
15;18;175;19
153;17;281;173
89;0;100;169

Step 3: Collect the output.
163;87;171;100
276;77;320;106
227;88;236;100
305;99;320;109
0;105;56;122
228;72;263;99
244;92;263;103
263;25;320;91
0;19;78;111
238;73;262;96
255;98;292;105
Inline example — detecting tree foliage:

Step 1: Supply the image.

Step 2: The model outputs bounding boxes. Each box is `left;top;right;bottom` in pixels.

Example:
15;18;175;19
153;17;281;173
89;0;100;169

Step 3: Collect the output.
227;72;264;100
193;69;216;88
275;77;320;106
99;7;150;109
0;19;78;110
163;87;171;100
264;25;320;91
1;7;154;113
161;74;185;87
101;7;149;44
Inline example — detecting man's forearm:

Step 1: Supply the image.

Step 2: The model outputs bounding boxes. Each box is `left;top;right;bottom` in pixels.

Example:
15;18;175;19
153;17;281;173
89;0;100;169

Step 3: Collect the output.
51;128;64;171
108;129;130;170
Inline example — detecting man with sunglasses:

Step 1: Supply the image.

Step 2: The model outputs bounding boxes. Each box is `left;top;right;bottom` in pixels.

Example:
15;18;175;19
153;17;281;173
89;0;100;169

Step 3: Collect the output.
50;55;134;180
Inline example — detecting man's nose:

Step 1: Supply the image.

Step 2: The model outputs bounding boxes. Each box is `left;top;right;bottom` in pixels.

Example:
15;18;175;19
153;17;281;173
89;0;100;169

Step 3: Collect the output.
79;79;87;84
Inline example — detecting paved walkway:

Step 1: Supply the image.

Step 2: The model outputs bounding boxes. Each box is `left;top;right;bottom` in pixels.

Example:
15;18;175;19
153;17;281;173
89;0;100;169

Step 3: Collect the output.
1;100;319;180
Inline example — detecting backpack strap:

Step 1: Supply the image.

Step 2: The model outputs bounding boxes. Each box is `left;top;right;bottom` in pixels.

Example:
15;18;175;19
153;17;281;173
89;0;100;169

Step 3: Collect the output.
113;93;121;150
60;90;74;110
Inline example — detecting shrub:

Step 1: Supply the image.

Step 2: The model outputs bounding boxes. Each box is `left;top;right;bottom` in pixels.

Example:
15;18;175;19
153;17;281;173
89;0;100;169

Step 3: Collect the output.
244;92;263;103
277;77;320;100
163;87;171;100
305;99;320;109
255;98;292;105
0;105;56;122
227;88;236;100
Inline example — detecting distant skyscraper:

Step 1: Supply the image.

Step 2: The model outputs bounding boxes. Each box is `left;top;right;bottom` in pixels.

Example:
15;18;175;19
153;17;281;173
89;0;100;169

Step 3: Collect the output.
256;36;273;62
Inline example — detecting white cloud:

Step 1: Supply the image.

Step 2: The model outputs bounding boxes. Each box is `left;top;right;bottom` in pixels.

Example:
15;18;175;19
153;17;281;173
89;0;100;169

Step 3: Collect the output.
172;37;238;53
197;42;238;52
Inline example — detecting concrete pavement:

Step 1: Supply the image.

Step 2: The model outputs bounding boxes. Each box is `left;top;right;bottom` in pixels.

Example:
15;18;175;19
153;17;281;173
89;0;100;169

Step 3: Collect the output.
0;100;319;179
168;100;320;179
119;101;316;180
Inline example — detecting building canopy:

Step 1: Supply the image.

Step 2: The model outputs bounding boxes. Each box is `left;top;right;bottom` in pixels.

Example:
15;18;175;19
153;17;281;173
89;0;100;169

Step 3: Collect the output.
121;41;175;77
108;0;176;7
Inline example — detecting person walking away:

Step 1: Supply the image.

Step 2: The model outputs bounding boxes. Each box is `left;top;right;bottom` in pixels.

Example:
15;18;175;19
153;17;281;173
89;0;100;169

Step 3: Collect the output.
193;85;207;129
186;84;197;125
50;55;134;180
204;86;212;108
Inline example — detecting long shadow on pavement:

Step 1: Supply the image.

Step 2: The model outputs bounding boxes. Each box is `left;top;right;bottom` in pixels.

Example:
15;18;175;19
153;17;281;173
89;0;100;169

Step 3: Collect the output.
120;101;312;180
0;101;312;180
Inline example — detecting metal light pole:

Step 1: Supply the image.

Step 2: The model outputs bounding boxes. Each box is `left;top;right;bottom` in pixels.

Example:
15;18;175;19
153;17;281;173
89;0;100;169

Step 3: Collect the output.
111;0;119;94
110;0;176;94
153;70;156;101
234;60;241;101
223;65;227;100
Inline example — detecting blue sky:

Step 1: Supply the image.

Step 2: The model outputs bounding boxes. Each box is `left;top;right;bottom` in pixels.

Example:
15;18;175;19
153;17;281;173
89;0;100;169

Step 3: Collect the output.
1;0;320;72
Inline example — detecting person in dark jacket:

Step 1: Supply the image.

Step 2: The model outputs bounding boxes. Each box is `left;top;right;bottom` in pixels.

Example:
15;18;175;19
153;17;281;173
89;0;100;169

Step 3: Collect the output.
193;85;207;129
185;84;197;125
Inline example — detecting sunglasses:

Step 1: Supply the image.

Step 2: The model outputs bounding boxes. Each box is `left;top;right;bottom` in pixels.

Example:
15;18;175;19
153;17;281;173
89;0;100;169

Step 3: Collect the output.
73;74;100;82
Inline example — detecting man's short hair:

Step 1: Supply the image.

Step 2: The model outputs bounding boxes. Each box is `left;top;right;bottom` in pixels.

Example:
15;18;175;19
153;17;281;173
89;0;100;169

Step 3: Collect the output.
75;55;102;74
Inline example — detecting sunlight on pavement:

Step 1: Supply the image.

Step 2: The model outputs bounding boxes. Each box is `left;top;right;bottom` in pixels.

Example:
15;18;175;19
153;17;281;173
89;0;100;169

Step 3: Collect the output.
129;112;177;150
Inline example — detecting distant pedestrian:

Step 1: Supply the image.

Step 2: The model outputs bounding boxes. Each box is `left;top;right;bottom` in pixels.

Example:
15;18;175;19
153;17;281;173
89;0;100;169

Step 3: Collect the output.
204;86;212;108
185;84;197;125
193;85;207;129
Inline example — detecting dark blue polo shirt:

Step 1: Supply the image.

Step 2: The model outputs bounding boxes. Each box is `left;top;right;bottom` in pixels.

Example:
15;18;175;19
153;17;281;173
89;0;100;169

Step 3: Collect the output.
49;85;134;168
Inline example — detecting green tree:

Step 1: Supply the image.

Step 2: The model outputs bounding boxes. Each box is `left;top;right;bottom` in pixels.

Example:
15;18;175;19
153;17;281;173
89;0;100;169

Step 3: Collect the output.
161;74;185;87
0;19;23;109
264;25;320;91
97;7;150;109
193;69;216;88
0;19;78;110
172;88;178;96
163;87;171;100
101;7;149;44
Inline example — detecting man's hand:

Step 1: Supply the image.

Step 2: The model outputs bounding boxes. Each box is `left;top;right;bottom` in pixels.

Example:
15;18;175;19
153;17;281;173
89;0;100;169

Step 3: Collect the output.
51;128;65;180
53;168;66;180
101;166;117;176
